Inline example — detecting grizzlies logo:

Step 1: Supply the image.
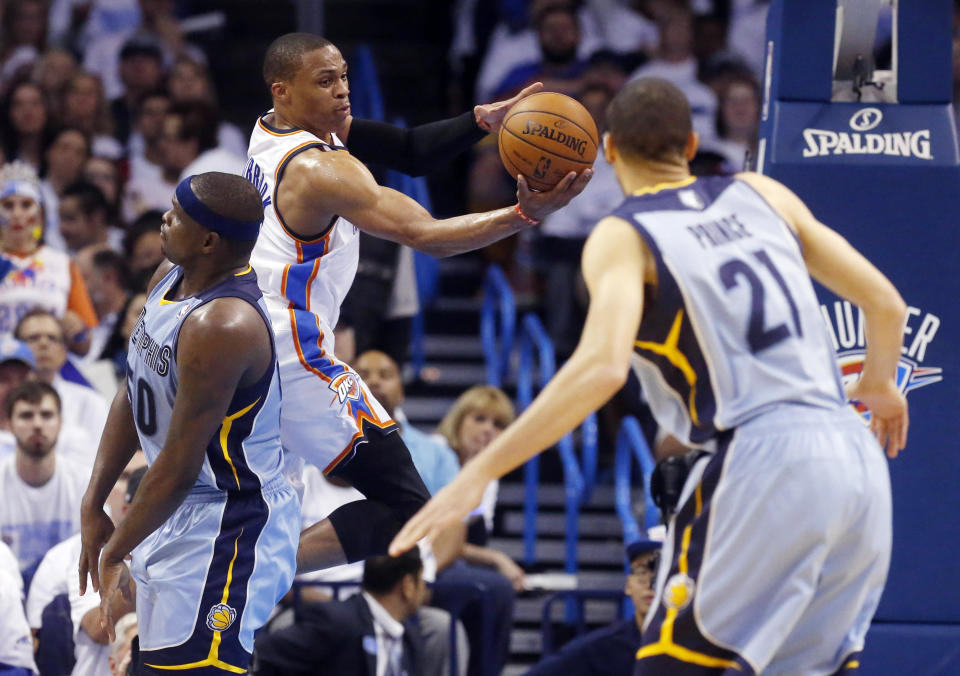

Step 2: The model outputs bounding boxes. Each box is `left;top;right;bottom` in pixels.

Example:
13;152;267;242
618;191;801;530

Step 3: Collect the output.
206;603;237;632
663;573;695;611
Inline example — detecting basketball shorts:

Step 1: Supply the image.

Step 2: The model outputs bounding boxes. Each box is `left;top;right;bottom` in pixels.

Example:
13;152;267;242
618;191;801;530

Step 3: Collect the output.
131;476;299;673
636;404;892;676
271;308;397;476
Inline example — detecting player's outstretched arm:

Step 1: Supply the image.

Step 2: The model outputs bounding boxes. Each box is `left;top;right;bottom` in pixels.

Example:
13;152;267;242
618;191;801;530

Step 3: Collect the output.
299;149;592;257
95;297;272;640
389;216;645;555
738;172;908;456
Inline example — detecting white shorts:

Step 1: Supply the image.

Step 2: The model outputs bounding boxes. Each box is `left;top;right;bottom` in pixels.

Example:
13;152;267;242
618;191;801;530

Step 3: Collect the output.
638;405;892;675
272;306;396;475
131;477;299;671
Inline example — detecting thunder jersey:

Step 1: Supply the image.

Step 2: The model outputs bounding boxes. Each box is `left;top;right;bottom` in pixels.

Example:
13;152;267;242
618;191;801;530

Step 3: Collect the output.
127;265;285;491
245;112;358;357
613;176;845;446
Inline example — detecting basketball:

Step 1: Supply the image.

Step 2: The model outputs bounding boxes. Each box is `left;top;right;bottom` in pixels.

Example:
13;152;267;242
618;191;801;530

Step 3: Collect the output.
498;92;599;192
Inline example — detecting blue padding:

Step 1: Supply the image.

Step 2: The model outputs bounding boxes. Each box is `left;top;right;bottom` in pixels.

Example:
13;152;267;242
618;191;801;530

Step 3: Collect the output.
897;0;953;103
860;623;960;675
764;0;834;102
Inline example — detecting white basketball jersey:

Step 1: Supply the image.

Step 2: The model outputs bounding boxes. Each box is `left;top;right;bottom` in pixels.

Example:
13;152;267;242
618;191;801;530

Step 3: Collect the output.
245;112;359;354
613;176;845;446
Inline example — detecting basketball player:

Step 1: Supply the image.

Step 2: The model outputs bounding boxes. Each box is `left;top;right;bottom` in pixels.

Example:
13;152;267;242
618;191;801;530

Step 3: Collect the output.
247;32;592;572
391;78;907;675
78;172;299;673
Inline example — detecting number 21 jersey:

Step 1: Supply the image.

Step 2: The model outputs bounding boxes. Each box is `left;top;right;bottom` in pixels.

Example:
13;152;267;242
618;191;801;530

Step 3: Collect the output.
612;176;845;446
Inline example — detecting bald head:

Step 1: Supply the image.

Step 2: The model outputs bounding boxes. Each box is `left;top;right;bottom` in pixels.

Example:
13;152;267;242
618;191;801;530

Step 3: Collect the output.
355;350;403;415
263;32;333;86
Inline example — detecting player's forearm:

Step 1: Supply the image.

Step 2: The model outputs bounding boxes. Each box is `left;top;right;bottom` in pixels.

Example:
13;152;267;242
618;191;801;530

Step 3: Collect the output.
408;207;527;258
82;388;140;511
858;295;907;387
469;348;627;483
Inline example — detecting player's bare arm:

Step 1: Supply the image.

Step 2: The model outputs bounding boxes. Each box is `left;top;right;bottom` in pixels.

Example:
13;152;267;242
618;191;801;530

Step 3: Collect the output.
738;171;908;455
389;216;645;554
95;297;273;640
280;147;591;256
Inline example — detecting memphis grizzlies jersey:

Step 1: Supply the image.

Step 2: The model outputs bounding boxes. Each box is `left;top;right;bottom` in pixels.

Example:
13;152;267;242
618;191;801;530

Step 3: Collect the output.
126;265;285;491
612;176;845;446
245;112;358;351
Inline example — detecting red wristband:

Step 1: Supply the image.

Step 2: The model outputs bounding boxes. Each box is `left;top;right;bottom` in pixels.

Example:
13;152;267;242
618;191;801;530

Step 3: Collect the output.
515;204;541;226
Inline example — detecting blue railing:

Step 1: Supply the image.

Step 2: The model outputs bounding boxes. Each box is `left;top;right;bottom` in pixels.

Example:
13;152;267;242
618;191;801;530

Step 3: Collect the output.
480;265;515;387
516;313;597;574
614;416;660;547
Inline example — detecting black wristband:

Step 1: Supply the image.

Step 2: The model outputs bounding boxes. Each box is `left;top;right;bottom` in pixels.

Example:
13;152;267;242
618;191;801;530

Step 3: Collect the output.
347;111;487;177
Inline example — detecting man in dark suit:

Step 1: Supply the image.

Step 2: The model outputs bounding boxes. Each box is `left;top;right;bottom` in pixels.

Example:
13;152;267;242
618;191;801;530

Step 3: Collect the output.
524;537;662;676
252;549;426;675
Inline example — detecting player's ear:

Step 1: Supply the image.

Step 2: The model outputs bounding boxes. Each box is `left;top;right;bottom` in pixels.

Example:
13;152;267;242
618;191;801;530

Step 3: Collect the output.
685;131;699;162
200;231;220;254
602;132;616;164
270;81;287;102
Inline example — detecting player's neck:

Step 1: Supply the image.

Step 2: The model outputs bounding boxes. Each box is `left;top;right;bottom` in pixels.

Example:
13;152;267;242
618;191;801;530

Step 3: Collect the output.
615;160;692;195
270;108;334;144
178;261;249;298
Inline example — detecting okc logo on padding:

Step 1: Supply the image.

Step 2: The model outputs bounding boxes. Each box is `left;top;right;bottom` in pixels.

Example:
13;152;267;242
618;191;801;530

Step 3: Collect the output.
663;573;695;610
329;372;362;405
206;603;237;632
839;353;942;423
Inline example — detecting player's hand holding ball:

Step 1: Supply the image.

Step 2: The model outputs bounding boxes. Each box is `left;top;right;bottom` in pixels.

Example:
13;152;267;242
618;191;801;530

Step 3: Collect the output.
498;91;598;221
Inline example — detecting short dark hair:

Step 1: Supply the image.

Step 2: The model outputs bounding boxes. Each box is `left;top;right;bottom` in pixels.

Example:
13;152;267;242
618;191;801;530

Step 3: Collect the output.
263;32;333;86
362;549;423;596
62;180;108;218
92;248;132;290
606;78;692;163
167;101;219;153
13;308;63;342
5;380;61;419
189;173;265;259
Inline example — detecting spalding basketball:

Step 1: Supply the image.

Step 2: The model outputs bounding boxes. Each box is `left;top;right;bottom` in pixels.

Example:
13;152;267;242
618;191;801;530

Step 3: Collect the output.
498;92;599;192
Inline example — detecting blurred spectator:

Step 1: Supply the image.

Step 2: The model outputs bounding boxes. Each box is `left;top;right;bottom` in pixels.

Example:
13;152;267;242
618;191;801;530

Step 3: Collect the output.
59;72;125;159
491;3;588;100
524;537;662;675
726;0;770;78
0;381;90;587
581;48;631;94
122;210;164;291
48;0;141;55
58;181;124;253
74;246;132;365
14;309;109;460
0;162;99;352
31;47;78;104
628;5;719;143
709;73;760;170
40;127;91;250
254;549;428;676
161;101;245;181
0;0;48;90
108;612;138;676
538;82;623;355
109;36;167;144
82;156;124;225
25;457;144;676
83;0;207;101
1;81;55;172
0;565;37;675
124;90;173;222
0;338;36;440
167;56;248;157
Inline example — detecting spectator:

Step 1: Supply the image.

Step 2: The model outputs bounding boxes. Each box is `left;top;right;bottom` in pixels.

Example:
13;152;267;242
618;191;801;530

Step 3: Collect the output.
40;127;91;250
25;457;145;676
59;73;124;160
0;0;48;91
108;612;138;676
31;47;78;105
538;82;623;355
628;5;719;142
124;90;174;222
0;566;37;675
1;81;55;172
58;180;125;253
161;101;245;181
0;381;90;587
48;0;141;56
524;537;662;675
253;549;428;676
491;3;589;101
122;210;164;291
167;56;248;157
14;309;110;462
726;0;770;78
0;338;36;449
109;36;166;144
74;246;132;366
709;74;760;170
0;162;99;354
82;156;124;226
